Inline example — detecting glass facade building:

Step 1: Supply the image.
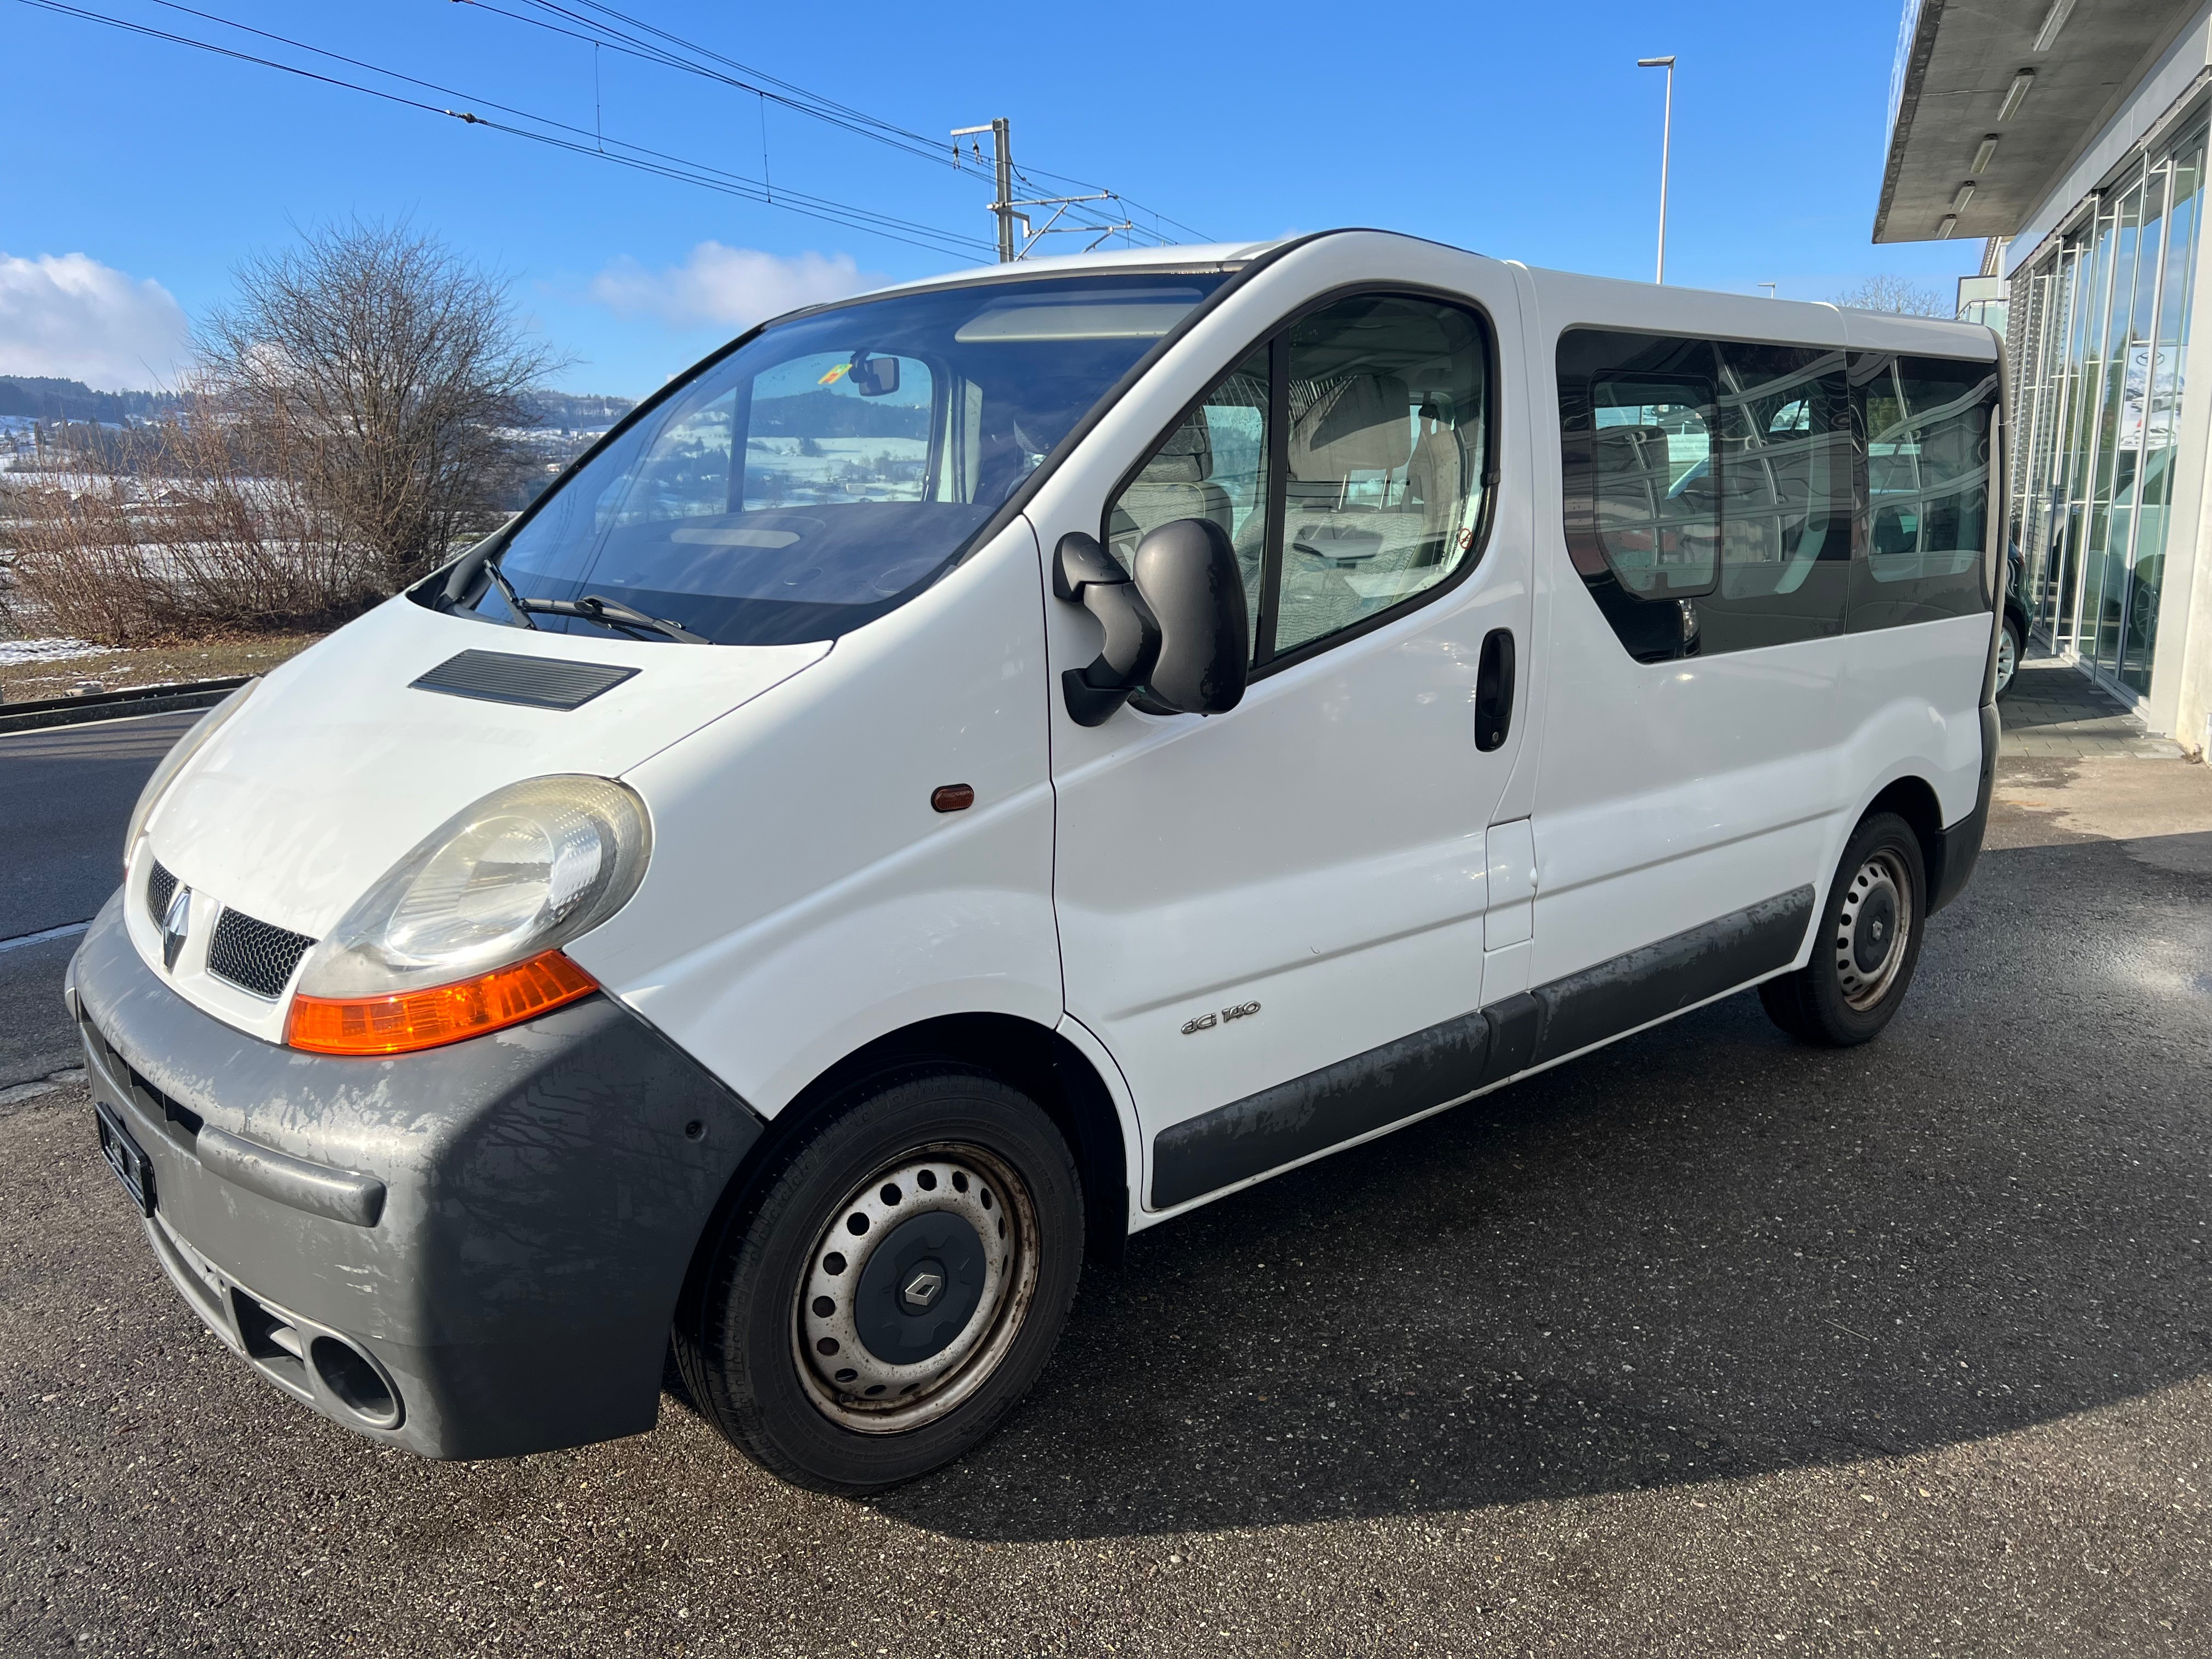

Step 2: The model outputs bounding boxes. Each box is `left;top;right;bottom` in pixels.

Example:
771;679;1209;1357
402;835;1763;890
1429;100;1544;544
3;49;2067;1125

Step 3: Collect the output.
2009;126;2207;703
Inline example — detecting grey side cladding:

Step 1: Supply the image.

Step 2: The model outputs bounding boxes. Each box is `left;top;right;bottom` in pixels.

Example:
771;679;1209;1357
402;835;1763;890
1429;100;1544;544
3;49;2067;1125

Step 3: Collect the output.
1151;1009;1493;1210
1150;887;1815;1211
1526;885;1813;1066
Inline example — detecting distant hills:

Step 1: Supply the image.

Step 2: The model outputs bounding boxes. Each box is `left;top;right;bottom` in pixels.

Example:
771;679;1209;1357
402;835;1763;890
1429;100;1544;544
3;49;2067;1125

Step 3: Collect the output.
0;377;183;424
0;376;636;431
520;390;635;430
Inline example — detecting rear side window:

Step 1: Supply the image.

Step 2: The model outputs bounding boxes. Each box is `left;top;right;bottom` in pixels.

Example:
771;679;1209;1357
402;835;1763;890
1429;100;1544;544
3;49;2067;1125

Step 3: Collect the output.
1108;292;1493;670
1560;328;1989;662
1850;353;1998;630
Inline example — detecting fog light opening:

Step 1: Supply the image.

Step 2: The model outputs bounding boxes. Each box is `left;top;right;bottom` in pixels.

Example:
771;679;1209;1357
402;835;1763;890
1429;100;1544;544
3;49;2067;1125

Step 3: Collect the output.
310;1335;403;1429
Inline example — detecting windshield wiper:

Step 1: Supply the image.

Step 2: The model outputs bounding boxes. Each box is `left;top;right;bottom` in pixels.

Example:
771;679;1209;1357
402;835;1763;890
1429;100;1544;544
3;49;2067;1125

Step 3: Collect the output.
507;592;709;645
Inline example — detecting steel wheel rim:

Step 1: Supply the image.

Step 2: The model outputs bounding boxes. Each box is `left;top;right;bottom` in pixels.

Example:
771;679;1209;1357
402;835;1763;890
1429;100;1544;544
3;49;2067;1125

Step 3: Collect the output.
1995;627;2017;695
792;1141;1040;1434
1833;848;1912;1012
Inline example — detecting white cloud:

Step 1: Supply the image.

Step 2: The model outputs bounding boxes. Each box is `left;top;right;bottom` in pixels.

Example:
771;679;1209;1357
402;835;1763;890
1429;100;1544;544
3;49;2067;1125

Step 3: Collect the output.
589;243;877;331
0;252;191;390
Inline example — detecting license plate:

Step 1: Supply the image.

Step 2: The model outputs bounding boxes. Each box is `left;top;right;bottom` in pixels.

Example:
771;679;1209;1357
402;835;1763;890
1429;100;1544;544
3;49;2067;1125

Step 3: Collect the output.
93;1097;155;1217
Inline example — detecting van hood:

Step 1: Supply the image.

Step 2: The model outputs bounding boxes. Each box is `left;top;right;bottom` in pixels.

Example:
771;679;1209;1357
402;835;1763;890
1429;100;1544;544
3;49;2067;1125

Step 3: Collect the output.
137;596;827;1034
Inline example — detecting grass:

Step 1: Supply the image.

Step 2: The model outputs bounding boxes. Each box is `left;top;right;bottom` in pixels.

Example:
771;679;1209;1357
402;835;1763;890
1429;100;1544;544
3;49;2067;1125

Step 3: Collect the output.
0;631;325;704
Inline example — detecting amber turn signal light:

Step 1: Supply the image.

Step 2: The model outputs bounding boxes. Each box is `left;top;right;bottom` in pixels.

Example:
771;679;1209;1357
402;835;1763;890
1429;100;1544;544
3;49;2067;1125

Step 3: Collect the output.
286;950;599;1056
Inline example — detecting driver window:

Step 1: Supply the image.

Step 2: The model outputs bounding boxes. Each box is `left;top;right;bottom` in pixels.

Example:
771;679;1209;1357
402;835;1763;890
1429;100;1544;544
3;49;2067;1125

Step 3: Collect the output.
1106;347;1270;659
1102;295;1492;671
1274;296;1488;657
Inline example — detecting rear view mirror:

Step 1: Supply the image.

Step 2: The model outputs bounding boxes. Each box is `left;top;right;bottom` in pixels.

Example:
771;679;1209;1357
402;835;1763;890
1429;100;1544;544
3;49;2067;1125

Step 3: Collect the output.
848;352;901;397
1052;520;1246;726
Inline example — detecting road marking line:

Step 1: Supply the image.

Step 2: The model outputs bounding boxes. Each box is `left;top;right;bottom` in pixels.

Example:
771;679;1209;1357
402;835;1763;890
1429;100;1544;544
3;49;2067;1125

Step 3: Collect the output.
0;921;91;955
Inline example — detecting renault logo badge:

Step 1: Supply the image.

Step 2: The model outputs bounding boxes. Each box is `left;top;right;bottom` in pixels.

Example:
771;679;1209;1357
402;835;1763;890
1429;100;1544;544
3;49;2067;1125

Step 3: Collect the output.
160;884;193;971
900;1263;945;1313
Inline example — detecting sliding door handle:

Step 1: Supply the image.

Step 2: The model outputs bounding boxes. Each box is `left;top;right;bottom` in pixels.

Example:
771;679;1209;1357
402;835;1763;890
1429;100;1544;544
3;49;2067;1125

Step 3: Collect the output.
1475;628;1515;752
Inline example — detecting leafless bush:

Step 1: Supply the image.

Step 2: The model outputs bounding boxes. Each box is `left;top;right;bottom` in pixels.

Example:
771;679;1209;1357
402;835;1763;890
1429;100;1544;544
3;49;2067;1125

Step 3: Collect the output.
1;385;380;643
199;219;567;591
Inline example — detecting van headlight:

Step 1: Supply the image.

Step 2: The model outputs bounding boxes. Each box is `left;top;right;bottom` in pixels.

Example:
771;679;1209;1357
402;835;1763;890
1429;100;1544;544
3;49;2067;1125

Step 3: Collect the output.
125;678;260;867
286;776;650;1054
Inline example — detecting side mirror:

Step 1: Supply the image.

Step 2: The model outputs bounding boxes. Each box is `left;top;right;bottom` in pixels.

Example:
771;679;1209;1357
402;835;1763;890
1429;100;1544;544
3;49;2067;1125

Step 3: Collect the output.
1052;520;1248;727
1133;518;1248;716
1053;532;1160;727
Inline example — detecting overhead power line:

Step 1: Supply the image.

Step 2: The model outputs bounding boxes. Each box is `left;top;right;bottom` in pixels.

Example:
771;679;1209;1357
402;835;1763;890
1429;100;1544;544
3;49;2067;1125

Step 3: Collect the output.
18;0;996;258
453;0;1210;246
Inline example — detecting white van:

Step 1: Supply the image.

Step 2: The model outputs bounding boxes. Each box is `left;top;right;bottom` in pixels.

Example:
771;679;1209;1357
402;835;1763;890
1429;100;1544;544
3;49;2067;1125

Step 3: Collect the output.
69;231;2004;1492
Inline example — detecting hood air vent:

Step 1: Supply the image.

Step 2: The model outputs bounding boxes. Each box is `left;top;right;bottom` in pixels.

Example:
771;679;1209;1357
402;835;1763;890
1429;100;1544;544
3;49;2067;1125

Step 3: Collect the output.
409;649;639;710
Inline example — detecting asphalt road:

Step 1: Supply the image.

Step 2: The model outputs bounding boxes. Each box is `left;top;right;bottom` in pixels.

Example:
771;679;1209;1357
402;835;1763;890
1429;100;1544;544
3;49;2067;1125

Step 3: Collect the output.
3;747;2208;1657
0;712;198;1088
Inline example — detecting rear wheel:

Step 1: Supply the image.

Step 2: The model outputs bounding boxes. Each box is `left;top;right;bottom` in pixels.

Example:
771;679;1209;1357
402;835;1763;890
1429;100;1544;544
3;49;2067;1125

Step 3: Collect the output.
1759;811;1926;1047
675;1069;1083;1493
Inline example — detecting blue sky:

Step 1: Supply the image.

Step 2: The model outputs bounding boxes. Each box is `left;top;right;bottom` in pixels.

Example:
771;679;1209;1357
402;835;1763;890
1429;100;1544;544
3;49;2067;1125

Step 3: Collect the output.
1;0;1982;397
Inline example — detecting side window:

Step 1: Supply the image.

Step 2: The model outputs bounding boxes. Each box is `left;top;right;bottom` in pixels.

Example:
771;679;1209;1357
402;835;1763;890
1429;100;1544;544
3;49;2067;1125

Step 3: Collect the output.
1104;295;1492;670
1849;353;1997;631
1562;329;1864;661
1272;296;1489;658
1587;375;1718;597
1699;343;1851;652
741;352;934;512
1108;348;1269;659
1560;330;1720;661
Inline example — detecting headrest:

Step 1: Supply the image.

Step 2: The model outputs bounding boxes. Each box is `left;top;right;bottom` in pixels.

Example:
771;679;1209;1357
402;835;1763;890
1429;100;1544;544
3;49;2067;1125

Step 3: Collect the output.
1293;374;1412;476
1145;414;1213;484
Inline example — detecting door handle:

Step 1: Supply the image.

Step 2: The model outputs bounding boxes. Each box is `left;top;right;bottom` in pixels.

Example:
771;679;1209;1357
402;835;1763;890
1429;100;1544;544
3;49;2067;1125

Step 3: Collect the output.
1475;628;1515;752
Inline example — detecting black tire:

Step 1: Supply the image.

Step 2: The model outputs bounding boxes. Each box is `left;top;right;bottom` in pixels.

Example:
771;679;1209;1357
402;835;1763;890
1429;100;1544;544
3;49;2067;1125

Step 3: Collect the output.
675;1069;1083;1493
1758;811;1927;1048
1994;612;2025;701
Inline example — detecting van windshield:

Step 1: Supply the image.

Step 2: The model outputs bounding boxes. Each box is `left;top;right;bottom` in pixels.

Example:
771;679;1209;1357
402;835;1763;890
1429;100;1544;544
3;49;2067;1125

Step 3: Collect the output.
475;270;1233;645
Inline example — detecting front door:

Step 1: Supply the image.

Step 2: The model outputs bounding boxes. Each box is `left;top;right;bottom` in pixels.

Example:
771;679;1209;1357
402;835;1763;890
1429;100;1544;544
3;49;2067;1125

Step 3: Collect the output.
1036;272;1534;1211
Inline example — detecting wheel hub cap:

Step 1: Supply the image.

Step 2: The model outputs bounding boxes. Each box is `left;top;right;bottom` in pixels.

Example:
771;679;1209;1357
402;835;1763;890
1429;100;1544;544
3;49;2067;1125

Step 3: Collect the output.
794;1146;1036;1432
855;1211;986;1364
1833;849;1912;1012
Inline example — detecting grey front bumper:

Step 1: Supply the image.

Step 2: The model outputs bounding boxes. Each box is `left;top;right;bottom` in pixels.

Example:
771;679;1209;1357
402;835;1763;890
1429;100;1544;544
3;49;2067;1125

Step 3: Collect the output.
67;894;763;1459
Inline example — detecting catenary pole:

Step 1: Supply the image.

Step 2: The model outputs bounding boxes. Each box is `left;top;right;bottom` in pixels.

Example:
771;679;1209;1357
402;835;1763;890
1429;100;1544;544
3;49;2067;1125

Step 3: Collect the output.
1638;56;1675;283
952;117;1018;260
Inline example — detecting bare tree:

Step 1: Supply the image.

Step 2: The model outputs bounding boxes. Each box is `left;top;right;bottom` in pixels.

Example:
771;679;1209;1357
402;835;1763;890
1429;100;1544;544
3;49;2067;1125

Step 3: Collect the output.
1830;275;1951;317
196;220;568;590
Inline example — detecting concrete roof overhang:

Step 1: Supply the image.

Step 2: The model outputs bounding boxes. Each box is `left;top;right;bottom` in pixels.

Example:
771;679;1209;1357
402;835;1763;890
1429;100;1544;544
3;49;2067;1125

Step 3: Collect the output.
1876;0;2204;244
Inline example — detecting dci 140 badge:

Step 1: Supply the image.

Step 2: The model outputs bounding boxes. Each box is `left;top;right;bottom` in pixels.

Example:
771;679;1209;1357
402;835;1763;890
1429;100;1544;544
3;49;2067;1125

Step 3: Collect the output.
1182;1001;1260;1036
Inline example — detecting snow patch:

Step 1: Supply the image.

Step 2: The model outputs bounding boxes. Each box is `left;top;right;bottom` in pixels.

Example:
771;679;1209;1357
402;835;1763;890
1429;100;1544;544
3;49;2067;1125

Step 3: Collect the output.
0;636;122;665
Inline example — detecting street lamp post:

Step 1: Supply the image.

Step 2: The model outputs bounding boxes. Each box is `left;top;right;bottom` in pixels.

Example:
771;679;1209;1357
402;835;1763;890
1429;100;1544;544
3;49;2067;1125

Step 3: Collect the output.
1638;55;1675;284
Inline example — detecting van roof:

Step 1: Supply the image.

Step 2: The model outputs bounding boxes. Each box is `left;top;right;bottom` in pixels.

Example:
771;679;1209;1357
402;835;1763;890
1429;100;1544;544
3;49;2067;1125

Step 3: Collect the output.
836;230;2000;357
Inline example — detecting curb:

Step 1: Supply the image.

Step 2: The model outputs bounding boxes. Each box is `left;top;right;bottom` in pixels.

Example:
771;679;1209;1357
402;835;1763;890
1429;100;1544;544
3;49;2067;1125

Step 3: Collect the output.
0;676;247;735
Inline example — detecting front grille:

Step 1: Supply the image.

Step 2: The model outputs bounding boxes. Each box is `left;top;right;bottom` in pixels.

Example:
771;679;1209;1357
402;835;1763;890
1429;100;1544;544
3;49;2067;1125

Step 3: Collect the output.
206;909;317;1000
146;860;178;926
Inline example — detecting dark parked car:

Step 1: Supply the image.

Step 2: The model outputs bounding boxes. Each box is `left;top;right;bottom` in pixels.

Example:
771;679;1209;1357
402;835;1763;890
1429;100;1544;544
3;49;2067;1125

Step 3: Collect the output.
1996;548;2029;700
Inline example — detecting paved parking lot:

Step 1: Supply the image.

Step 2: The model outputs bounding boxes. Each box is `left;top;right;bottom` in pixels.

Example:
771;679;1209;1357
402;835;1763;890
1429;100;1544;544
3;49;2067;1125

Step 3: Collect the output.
3;712;2209;1657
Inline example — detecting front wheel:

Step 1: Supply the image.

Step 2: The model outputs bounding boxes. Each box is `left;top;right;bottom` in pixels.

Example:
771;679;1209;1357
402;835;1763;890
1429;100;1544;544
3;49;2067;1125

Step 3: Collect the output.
675;1069;1084;1493
1759;811;1927;1047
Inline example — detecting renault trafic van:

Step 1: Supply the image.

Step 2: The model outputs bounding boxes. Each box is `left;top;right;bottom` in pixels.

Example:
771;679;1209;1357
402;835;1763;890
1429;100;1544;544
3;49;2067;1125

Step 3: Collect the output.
67;231;2002;1492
